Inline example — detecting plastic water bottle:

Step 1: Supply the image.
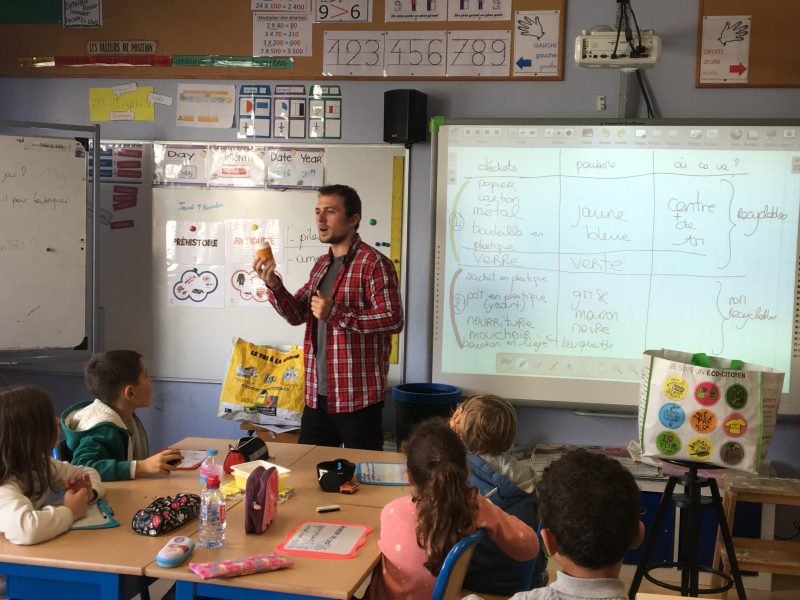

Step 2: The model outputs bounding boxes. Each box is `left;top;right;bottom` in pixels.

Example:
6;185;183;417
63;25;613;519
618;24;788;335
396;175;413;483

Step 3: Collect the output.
198;475;225;548
199;448;222;489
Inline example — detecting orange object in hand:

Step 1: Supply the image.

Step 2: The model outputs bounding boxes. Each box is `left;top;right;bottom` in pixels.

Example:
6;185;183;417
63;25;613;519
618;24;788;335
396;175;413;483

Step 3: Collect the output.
255;241;274;262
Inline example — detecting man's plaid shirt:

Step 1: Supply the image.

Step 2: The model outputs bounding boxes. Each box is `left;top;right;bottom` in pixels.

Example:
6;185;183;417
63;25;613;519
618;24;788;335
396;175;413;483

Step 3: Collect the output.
268;235;403;413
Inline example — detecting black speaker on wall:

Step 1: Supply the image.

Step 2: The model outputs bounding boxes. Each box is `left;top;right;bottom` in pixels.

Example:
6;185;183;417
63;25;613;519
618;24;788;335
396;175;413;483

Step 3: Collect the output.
383;89;428;146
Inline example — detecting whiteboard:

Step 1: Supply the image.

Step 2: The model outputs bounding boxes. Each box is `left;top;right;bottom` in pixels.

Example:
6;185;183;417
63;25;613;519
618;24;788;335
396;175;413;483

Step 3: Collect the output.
0;134;88;350
432;120;800;414
104;143;407;381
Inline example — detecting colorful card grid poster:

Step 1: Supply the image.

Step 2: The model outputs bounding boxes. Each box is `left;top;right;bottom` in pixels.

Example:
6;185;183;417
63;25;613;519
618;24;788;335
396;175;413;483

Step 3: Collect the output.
273;85;307;139
238;85;272;139
308;85;342;139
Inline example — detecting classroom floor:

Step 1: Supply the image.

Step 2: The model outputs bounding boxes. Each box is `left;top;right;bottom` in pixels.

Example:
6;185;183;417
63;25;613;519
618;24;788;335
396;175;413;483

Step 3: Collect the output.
624;574;800;599
134;578;172;600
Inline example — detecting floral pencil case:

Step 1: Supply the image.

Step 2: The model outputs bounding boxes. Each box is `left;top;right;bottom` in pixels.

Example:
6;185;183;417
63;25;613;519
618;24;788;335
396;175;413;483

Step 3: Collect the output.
188;552;293;580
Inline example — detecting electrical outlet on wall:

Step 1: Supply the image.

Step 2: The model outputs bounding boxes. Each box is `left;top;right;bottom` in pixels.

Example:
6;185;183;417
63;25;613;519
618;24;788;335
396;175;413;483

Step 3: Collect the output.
596;95;606;111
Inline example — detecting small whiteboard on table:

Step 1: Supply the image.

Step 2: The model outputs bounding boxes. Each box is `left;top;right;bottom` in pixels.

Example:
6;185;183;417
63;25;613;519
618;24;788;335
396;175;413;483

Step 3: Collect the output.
277;521;372;559
356;462;408;486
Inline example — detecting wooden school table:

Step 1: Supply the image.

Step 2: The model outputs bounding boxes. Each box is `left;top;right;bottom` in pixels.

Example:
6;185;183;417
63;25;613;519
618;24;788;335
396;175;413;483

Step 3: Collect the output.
0;439;401;599
176;437;315;470
145;444;411;599
286;445;410;508
0;437;251;599
146;499;384;600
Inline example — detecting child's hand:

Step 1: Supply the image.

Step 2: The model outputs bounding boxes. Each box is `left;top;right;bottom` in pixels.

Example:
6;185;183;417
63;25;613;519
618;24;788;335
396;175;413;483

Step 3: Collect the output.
136;448;183;477
64;472;92;495
63;487;91;520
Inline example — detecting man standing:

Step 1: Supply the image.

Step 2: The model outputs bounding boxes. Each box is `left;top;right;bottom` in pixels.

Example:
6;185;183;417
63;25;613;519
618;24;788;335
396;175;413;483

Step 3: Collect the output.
253;184;403;449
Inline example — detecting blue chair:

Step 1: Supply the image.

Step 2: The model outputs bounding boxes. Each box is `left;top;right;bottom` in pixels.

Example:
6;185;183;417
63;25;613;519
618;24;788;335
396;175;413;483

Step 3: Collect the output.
431;528;487;600
519;521;548;591
53;438;71;461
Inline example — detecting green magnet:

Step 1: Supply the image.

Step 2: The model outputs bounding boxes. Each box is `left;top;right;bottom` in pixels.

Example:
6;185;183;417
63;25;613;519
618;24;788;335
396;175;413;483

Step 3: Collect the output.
369;218;377;226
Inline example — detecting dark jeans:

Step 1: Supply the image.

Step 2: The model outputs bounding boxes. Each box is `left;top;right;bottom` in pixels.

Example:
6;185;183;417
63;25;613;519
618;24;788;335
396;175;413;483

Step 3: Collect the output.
298;395;384;450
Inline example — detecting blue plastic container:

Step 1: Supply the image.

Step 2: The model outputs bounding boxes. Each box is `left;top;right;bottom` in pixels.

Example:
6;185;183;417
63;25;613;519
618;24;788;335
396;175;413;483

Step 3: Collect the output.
392;383;462;447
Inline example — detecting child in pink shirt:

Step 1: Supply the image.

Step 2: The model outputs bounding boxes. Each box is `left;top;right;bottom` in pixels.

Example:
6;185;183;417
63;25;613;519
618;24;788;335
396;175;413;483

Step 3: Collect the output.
367;418;539;600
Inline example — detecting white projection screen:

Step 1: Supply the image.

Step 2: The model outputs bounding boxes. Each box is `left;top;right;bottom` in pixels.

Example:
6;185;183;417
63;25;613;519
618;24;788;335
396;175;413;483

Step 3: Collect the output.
432;119;800;414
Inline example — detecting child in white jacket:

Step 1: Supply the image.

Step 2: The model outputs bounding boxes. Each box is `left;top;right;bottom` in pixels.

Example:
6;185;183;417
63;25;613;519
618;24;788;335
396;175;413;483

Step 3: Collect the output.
0;385;104;545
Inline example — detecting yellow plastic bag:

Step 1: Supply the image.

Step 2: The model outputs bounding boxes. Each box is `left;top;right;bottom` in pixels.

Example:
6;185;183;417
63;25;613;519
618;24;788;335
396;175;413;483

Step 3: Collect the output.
218;338;304;427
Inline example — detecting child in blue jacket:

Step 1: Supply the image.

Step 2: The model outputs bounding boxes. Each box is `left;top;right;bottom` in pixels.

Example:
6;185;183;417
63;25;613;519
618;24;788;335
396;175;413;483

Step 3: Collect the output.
451;394;547;595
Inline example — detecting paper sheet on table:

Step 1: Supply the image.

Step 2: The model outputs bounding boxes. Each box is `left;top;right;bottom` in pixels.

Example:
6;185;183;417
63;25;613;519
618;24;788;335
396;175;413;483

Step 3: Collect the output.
174;450;208;470
70;498;120;530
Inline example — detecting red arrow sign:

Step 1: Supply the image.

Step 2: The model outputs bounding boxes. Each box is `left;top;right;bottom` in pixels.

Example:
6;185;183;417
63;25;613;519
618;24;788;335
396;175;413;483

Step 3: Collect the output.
729;62;747;75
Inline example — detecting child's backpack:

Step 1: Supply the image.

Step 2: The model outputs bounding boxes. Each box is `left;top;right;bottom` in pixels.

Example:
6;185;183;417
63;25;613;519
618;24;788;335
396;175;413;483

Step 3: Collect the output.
223;435;269;474
245;465;278;535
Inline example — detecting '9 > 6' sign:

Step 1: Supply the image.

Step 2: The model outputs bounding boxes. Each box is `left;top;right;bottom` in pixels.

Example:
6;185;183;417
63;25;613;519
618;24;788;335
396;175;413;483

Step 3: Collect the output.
316;0;369;23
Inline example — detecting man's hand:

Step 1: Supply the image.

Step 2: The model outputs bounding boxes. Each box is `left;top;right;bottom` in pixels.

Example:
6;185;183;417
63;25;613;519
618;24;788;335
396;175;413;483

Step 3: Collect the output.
136;448;183;477
252;255;280;289
311;290;334;321
63;488;90;520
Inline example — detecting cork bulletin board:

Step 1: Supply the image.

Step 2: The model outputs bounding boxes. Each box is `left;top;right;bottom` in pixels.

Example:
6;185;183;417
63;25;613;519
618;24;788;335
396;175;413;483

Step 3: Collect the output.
0;0;565;81
697;0;800;87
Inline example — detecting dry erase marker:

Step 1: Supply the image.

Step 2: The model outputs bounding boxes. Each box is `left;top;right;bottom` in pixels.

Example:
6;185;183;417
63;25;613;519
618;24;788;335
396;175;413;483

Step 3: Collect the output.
316;504;340;513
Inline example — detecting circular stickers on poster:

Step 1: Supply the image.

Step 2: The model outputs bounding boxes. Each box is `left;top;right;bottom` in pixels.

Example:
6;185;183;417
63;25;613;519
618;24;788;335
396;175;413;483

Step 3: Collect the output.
658;403;686;429
694;381;720;406
663;375;689;401
690;409;717;434
655;431;682;456
687;437;713;461
722;412;748;438
725;384;748;410
720;441;745;467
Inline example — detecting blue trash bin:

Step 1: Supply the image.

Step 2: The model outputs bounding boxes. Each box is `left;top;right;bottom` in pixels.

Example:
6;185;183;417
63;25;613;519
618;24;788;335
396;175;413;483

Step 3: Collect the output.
392;383;462;448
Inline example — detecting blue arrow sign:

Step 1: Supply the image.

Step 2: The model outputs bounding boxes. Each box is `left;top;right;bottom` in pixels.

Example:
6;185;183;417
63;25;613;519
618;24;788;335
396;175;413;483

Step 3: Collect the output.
516;57;532;69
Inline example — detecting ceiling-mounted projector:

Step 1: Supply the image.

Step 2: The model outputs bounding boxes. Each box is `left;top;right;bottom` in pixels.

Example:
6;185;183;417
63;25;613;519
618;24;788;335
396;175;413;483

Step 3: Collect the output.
575;27;662;69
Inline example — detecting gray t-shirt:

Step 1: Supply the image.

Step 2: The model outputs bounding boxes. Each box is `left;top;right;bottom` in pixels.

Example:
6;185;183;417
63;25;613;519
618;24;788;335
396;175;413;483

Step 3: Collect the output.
504;571;628;600
125;412;150;461
315;255;345;396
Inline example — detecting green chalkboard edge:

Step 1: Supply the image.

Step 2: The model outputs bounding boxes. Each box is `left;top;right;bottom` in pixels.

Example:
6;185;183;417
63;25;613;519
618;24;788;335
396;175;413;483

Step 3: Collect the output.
0;0;61;24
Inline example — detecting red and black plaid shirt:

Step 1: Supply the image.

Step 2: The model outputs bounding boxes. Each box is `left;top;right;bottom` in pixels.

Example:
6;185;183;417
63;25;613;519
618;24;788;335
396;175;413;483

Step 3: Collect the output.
268;235;403;413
